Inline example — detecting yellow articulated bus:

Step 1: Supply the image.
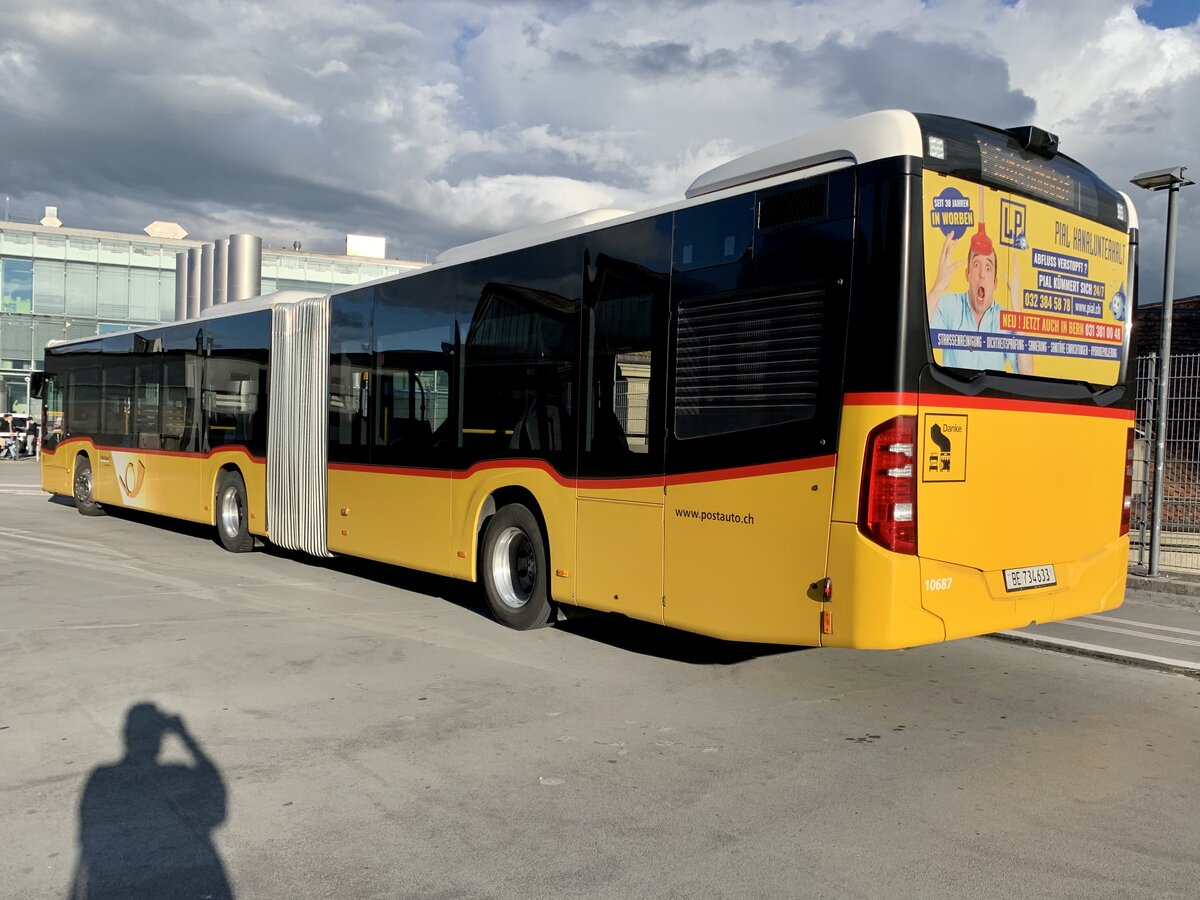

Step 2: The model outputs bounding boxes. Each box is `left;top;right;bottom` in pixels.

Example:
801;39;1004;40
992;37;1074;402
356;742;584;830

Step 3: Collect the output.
36;110;1138;649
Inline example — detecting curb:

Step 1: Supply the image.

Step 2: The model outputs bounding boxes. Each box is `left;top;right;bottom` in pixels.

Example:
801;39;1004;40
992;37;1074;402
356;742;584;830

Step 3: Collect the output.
1126;571;1200;602
990;630;1200;678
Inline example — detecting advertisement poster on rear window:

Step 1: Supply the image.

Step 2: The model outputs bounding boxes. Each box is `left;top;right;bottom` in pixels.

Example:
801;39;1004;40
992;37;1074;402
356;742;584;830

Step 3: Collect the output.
923;172;1129;385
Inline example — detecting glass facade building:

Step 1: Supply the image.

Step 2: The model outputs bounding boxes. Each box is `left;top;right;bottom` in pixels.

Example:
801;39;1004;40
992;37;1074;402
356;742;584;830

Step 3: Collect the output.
0;220;421;414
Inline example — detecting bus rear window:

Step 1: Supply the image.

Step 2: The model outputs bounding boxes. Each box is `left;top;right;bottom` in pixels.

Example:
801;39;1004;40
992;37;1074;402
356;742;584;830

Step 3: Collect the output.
915;113;1126;230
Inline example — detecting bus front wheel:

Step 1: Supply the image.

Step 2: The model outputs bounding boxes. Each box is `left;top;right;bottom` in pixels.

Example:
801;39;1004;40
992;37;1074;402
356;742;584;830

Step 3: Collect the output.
215;470;254;553
73;456;105;517
481;503;554;630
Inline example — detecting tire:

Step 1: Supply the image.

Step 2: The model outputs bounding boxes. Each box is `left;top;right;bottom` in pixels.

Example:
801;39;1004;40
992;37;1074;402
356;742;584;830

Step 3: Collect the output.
214;470;254;552
73;455;105;517
480;503;554;629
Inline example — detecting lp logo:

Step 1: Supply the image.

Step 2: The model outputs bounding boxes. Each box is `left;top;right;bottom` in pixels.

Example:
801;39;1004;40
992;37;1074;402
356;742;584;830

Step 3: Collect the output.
1000;198;1027;250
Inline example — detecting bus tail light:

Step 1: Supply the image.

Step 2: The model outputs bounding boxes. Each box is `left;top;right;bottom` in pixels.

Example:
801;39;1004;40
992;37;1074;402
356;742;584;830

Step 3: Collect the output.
859;415;917;555
1120;427;1134;537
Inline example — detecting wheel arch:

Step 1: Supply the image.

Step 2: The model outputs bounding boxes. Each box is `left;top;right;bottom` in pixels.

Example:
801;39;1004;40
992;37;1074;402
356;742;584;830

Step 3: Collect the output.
71;448;97;492
213;462;255;552
210;461;246;526
72;447;94;467
474;485;551;584
71;446;105;516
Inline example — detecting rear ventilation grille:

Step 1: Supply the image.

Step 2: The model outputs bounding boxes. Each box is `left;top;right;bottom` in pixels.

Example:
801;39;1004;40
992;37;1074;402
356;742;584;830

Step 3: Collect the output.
757;184;827;229
674;288;823;439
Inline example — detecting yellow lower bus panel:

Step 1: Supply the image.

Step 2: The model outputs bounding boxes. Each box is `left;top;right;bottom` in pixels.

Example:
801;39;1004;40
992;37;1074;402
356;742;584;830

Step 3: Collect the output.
823;522;946;649
918;537;1127;641
43;441;1128;652
663;465;836;646
823;523;1128;649
44;441;268;535
40;445;69;497
327;466;455;576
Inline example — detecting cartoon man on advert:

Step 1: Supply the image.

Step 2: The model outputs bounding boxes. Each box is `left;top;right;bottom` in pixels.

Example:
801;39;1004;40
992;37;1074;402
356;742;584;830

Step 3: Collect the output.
927;222;1032;375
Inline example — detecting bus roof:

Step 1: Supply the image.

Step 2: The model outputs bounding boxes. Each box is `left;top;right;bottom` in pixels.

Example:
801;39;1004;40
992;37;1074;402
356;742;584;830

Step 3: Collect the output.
435;208;636;266
684;109;923;198
196;289;327;319
44;289;327;349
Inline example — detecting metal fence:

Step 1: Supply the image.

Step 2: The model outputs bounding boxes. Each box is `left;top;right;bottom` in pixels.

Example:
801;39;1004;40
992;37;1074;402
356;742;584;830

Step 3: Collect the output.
1129;352;1200;571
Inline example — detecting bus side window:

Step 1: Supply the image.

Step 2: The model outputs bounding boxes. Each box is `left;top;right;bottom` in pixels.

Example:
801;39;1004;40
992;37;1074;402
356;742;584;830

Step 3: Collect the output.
329;290;374;464
149;323;207;454
100;362;134;447
461;282;577;459
373;277;459;462
68;365;102;437
585;266;657;459
134;359;162;450
161;357;187;451
329;360;370;455
42;374;64;451
204;312;270;454
375;364;447;452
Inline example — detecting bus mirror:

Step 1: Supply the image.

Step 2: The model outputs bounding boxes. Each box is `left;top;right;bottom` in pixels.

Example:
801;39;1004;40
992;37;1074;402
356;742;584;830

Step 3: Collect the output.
29;371;45;400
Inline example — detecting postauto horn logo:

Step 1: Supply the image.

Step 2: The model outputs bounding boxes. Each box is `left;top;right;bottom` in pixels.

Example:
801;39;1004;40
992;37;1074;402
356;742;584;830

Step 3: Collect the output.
118;460;146;499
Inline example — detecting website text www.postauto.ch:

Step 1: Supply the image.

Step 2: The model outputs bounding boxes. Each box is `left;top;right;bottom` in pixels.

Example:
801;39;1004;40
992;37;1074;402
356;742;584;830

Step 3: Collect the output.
674;507;755;525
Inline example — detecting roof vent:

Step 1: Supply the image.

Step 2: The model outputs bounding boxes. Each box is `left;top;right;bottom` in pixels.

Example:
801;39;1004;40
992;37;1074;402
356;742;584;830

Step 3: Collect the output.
145;220;188;239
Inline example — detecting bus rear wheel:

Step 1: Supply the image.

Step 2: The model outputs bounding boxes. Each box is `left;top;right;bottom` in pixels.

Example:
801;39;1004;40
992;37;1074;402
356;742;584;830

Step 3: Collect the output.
481;503;554;630
73;456;105;517
215;470;254;553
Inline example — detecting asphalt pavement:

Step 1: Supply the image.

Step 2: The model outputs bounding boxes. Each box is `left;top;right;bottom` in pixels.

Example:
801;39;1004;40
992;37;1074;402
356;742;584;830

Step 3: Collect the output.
7;461;1200;900
4;455;1199;675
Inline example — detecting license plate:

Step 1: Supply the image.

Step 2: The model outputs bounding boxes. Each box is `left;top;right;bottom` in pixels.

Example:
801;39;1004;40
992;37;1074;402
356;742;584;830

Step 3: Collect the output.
1003;564;1057;592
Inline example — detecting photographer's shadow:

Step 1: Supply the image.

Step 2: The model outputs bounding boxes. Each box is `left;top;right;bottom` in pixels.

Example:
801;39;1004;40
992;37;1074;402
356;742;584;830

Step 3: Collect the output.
70;703;233;900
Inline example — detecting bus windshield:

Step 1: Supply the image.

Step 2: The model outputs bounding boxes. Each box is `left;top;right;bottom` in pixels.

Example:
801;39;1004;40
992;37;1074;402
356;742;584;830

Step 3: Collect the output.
917;115;1131;387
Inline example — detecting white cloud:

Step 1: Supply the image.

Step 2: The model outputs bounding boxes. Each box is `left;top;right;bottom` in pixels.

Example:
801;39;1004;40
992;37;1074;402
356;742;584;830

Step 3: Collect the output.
22;8;121;45
0;0;1196;298
312;60;351;78
420;173;624;234
137;73;320;121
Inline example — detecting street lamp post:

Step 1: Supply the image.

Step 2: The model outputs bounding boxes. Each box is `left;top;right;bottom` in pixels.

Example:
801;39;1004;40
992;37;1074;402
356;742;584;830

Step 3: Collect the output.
1131;165;1194;577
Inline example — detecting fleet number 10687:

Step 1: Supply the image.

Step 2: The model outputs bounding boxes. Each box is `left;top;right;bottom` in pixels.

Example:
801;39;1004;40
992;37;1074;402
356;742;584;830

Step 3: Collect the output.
924;578;953;592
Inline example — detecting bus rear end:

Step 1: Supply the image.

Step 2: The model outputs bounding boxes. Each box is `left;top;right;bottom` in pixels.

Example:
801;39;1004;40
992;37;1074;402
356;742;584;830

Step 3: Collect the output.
828;114;1135;649
913;393;1132;641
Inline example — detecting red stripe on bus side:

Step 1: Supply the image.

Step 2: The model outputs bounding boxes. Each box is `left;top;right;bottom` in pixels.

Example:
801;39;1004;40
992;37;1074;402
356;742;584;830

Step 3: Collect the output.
843;391;1134;421
328;455;838;490
664;455;836;486
918;395;1134;420
843;392;919;407
330;462;458;480
42;438;266;464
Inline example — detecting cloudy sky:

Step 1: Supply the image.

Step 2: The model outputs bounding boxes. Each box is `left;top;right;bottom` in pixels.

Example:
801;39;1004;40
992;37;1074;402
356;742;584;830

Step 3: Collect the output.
1;0;1197;301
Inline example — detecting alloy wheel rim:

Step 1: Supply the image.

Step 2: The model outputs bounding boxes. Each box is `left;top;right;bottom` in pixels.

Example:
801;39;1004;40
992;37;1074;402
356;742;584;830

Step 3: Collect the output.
220;487;242;536
74;467;92;504
492;526;535;609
